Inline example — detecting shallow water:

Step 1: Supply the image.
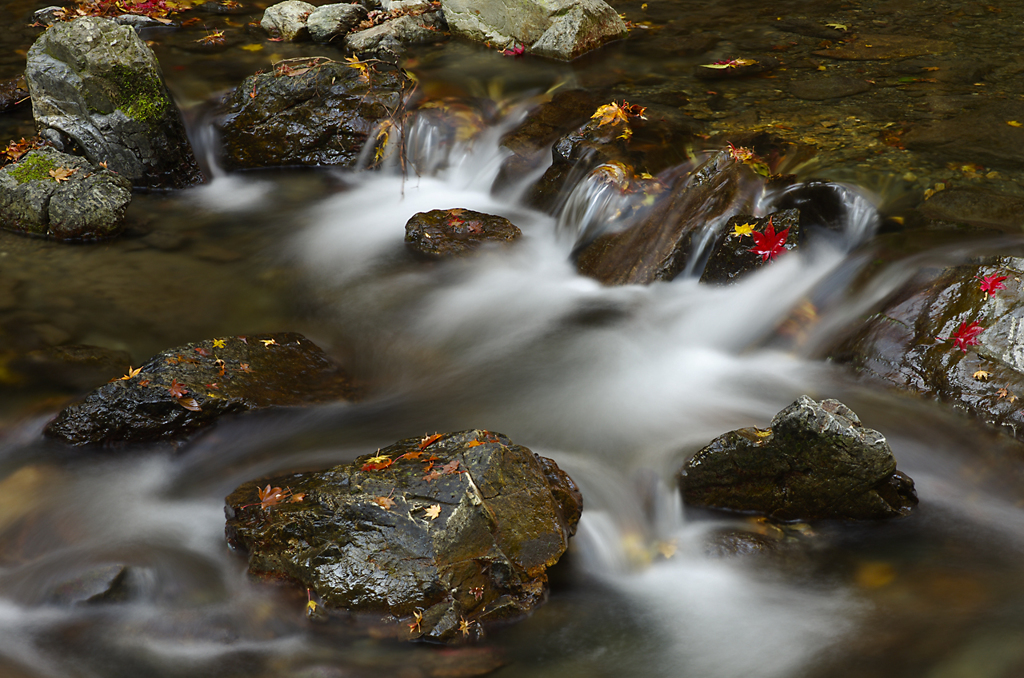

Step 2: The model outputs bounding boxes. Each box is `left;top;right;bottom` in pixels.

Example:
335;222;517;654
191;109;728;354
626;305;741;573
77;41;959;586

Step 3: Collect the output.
4;1;1024;677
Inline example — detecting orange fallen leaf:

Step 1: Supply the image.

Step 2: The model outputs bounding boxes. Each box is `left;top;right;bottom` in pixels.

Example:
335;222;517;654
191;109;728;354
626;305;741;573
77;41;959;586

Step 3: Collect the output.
418;433;443;450
258;484;291;509
177;396;202;411
372;495;395;510
49;166;77;182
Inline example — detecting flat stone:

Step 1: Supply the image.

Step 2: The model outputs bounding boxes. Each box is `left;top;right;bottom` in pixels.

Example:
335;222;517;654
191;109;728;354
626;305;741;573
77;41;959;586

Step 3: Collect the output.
903;100;1024;171
918;188;1024;232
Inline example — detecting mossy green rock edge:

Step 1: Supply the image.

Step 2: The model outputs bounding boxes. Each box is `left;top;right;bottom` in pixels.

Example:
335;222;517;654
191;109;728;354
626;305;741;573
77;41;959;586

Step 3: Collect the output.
680;396;918;521
45;332;362;445
225;429;583;643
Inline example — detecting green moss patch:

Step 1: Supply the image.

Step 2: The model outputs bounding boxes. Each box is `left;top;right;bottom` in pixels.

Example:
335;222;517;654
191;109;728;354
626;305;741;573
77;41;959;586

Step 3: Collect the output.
108;65;169;122
7;153;58;184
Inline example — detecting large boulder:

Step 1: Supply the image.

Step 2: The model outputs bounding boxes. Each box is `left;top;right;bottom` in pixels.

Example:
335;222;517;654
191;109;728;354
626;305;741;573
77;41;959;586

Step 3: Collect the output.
405;208;521;258
0;147;131;240
441;0;626;60
25;17;203;190
680;396;918;521
829;258;1024;439
260;0;316;41
215;59;413;170
307;3;369;43
345;10;447;56
225;430;582;643
45;333;362;446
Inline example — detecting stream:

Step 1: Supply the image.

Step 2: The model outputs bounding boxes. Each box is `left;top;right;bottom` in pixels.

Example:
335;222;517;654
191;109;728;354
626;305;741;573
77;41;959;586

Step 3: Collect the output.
4;0;1024;677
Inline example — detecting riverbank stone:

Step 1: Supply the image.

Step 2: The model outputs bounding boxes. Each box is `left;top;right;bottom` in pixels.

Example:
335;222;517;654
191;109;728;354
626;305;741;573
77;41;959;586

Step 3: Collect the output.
307;3;368;43
225;429;582;643
260;0;315;41
405;208;521;258
441;0;625;60
44;333;362;446
0;147;131;241
215;59;412;170
345;10;447;56
699;208;801;284
25;17;203;190
680;396;918;521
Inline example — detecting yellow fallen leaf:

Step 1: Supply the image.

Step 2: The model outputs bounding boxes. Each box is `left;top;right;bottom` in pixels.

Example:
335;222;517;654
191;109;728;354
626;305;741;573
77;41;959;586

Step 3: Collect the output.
212;339;226;348
825;22;848;30
973;370;991;381
240;43;264;52
424;504;441;520
1008;120;1023;127
733;222;756;237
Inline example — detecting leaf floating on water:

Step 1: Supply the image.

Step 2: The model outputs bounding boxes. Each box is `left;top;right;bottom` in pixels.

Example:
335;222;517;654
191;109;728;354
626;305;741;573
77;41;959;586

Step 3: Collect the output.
824;22;848;30
1008;120;1023;127
700;58;758;69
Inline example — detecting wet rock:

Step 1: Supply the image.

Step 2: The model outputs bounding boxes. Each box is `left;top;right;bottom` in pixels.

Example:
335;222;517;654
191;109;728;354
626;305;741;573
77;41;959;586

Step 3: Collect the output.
215;59;412;170
576;151;759;285
917;188;1024;232
441;0;625;60
199;0;251;14
776;18;847;40
44;333;362;446
260;0;315;41
0;147;132;241
680;396;918;521
0;76;29;113
694;56;778;80
523;99;696;214
25;17;204;190
699;209;800;284
829;258;1024;439
344;10;446;56
812;34;953;60
307;3;368;43
789;76;872;101
903;101;1024;171
405;208;521;258
225;429;582;643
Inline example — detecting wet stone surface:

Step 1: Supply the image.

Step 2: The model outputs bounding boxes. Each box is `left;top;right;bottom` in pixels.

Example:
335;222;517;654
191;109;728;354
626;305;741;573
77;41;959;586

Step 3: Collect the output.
699;208;801;285
680;396;918;521
225;429;582;643
405;208;521;258
45;332;362;446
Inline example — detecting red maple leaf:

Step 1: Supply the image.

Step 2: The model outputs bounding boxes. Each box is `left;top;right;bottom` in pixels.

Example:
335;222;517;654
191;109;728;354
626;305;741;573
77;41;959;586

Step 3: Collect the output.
937;321;985;352
748;217;789;262
167;379;188;398
978;273;1007;297
502;44;525;57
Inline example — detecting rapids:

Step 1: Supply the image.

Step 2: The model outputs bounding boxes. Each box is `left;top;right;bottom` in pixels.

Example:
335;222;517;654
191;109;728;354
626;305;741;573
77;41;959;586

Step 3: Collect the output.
4;2;1024;676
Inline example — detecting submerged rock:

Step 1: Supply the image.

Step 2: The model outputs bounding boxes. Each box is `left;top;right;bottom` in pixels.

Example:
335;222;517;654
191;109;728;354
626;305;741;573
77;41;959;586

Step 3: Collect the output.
0;76;29;113
45;333;361;446
215;59;412;170
680;396;918;521
225;430;582;643
0;147;131;240
25;17;203;190
441;0;625;60
405;208;521;258
829;258;1024;440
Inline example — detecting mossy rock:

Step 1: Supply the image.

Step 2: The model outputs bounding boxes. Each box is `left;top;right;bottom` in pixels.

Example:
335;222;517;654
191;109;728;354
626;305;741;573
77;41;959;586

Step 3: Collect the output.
225;429;582;643
25;17;203;189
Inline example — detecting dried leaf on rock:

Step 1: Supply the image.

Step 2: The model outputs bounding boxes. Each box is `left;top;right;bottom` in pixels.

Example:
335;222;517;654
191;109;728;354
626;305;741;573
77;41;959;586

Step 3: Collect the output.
372;495;395;510
937;321;985;353
978;273;1007;296
424;504;441;520
167;379;188;398
258;484;291;509
973;370;992;381
49;166;77;182
177;396;202;411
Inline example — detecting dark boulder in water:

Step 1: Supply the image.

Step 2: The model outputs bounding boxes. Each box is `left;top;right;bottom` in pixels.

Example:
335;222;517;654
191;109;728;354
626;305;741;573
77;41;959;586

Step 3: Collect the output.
225;430;582;643
405;208;521;258
680;396;918;521
45;333;361;446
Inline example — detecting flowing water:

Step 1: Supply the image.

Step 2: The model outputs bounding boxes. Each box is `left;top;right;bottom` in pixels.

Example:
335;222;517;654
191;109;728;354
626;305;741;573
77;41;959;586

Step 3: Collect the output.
4;1;1024;677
